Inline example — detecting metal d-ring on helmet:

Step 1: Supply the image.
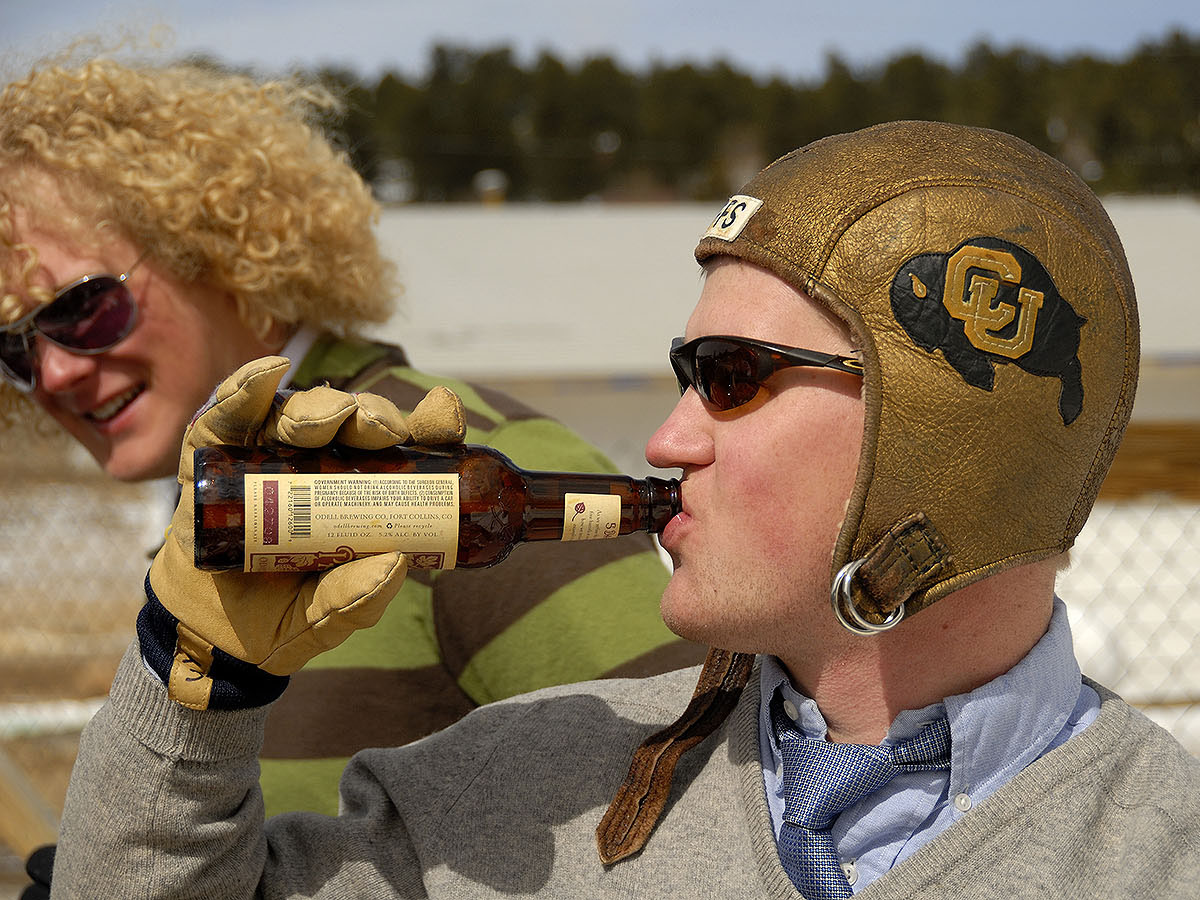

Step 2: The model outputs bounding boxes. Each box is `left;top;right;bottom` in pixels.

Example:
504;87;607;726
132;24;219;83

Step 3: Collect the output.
831;558;905;635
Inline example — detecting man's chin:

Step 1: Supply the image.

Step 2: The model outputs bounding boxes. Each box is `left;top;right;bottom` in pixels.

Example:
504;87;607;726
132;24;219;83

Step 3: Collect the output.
659;582;717;646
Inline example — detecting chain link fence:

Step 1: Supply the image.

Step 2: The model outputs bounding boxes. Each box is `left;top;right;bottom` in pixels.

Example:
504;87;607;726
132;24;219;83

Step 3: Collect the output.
0;433;169;892
1063;498;1200;748
1;384;1198;892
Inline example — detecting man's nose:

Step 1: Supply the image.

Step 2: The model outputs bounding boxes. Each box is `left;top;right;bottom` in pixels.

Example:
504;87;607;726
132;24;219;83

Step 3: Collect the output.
645;388;713;471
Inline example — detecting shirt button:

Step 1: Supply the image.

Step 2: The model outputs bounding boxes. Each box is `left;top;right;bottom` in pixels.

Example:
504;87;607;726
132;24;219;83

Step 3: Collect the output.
841;860;858;885
782;699;800;721
954;792;972;812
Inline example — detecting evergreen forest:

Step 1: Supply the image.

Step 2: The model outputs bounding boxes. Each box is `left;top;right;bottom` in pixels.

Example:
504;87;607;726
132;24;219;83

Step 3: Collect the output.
284;28;1200;202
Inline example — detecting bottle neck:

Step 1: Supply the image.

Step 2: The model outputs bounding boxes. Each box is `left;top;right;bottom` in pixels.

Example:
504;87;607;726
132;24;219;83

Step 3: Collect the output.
520;471;681;541
643;476;682;532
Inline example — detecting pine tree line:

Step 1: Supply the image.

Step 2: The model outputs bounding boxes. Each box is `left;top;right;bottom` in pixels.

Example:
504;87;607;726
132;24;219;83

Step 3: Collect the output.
299;29;1200;201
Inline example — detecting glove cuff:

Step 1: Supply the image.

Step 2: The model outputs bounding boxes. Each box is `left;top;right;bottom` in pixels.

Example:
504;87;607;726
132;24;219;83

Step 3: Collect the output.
138;575;290;710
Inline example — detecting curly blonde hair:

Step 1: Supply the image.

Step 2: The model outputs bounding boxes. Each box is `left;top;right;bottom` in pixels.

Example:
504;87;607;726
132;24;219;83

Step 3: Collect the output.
0;53;397;426
0;54;396;330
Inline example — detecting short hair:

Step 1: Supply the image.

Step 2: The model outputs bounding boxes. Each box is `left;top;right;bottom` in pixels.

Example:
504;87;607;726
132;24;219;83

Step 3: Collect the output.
0;55;395;334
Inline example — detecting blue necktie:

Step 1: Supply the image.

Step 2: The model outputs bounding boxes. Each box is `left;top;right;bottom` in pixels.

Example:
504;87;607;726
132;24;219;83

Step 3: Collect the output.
774;702;951;899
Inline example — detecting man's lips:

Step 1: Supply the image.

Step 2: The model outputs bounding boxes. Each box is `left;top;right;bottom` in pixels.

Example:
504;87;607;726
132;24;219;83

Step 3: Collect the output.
658;472;692;549
659;506;689;550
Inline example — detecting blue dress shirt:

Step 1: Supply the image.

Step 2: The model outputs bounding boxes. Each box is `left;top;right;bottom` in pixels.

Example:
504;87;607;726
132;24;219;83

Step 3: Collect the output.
759;597;1100;892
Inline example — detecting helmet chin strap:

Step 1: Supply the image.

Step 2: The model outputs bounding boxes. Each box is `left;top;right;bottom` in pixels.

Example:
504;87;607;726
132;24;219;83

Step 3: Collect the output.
596;647;754;864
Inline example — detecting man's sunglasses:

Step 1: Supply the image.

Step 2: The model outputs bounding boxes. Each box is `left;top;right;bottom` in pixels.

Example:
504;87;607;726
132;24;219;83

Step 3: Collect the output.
0;257;144;392
669;334;864;410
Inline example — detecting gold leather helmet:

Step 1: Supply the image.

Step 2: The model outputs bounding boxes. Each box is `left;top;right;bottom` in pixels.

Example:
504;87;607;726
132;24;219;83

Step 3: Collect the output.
695;120;1139;633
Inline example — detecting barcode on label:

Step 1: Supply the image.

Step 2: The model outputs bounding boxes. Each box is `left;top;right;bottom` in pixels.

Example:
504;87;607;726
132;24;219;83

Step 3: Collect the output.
289;483;312;538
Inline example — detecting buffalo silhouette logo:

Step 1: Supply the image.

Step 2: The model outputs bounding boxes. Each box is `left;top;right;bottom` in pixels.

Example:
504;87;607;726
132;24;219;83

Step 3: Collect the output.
890;236;1086;425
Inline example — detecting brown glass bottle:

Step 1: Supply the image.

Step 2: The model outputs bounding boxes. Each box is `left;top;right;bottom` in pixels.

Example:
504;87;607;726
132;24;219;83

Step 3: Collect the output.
193;443;681;572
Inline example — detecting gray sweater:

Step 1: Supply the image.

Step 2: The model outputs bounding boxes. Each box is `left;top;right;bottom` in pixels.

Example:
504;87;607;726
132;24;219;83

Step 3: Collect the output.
55;643;1200;898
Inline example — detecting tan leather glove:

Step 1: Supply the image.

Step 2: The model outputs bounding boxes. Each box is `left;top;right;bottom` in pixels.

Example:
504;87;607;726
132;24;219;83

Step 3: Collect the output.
145;356;465;710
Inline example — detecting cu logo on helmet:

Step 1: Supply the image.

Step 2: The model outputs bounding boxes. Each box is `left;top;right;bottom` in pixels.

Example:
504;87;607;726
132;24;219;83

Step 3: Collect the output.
890;236;1087;425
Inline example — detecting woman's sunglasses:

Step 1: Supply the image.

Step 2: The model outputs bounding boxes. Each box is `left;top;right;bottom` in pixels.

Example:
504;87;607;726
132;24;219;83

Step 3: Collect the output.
669;334;863;410
0;257;144;392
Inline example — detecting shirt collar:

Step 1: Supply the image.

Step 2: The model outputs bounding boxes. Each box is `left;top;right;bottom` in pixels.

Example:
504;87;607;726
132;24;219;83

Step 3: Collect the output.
760;596;1083;801
941;596;1085;799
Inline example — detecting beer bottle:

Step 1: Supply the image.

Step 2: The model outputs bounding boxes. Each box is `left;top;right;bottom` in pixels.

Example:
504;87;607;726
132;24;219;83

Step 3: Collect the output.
192;443;681;572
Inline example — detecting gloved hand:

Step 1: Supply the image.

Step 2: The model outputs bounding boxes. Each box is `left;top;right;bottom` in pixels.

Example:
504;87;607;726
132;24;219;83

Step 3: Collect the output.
142;356;465;710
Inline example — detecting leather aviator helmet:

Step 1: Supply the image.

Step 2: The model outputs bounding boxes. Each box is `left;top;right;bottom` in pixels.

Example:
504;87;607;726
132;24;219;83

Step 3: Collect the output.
695;120;1138;633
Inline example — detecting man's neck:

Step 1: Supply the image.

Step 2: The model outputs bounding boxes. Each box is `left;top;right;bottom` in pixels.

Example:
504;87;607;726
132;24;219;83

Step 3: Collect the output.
778;560;1058;744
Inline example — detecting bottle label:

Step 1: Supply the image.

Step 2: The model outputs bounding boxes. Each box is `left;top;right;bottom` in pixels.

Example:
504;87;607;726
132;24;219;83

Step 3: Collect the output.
243;473;460;572
561;493;621;542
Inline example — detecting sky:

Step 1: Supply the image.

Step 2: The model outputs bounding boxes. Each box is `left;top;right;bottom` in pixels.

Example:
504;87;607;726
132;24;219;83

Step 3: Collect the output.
5;0;1200;83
